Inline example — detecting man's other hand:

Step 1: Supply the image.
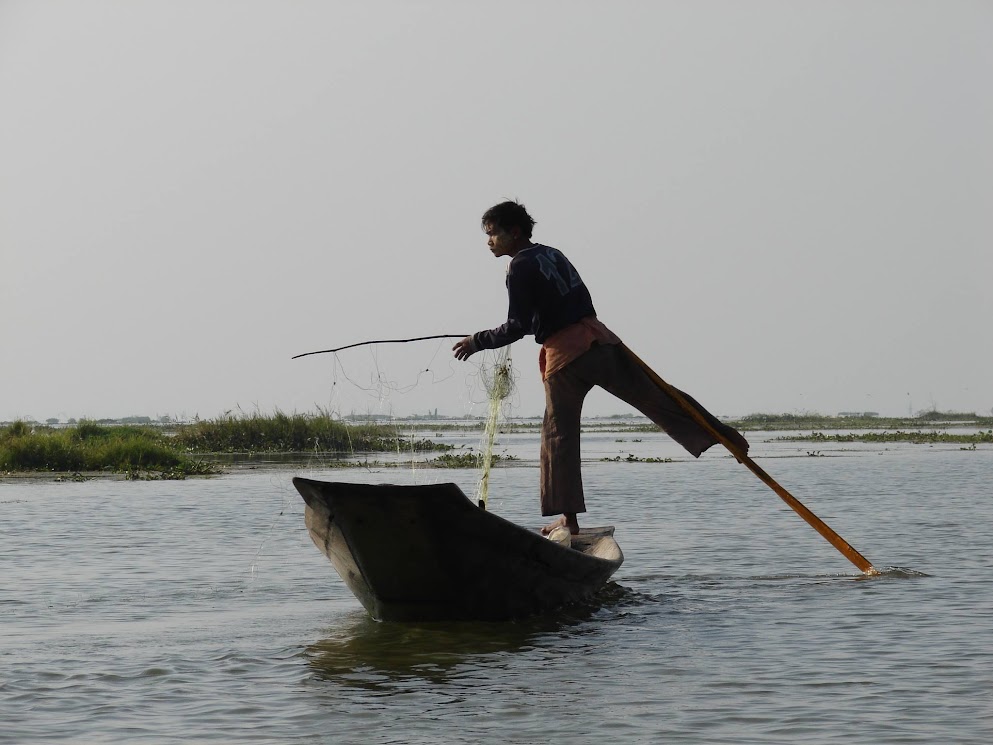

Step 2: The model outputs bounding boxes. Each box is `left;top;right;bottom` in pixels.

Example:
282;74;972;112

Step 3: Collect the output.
452;336;477;361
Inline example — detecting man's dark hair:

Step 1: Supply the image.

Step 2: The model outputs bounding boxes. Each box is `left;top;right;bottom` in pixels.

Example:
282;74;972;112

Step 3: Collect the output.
481;200;536;239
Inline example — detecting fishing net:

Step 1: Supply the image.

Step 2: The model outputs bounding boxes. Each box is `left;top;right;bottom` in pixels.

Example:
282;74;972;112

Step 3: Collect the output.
307;339;519;497
475;346;515;508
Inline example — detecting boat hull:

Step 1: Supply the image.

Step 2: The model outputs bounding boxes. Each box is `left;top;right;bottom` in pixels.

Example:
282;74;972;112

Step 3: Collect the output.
293;477;623;621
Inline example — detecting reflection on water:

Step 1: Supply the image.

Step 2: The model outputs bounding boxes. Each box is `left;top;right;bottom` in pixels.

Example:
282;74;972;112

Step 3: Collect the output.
306;583;633;687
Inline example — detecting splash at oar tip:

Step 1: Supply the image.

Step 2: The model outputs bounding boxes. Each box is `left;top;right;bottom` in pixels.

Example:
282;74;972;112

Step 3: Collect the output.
858;565;929;579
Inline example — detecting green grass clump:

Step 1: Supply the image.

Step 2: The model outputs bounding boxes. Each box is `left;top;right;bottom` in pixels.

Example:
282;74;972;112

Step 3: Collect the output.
0;420;216;475
0;411;450;475
172;410;447;454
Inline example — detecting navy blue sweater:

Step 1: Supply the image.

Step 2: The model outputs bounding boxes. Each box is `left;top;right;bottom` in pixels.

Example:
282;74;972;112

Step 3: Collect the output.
472;244;596;350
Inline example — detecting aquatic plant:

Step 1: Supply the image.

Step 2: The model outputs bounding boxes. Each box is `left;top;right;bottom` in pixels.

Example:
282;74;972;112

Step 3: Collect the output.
0;420;217;475
729;412;993;432
1;420;33;439
172;410;448;454
600;454;673;463
430;452;516;468
775;430;993;444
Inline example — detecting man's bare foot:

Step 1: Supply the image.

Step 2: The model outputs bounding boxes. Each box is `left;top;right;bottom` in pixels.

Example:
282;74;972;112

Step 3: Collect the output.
541;513;580;535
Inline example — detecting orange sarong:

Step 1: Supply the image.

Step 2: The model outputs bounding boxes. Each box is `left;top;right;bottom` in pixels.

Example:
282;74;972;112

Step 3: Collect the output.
538;317;621;380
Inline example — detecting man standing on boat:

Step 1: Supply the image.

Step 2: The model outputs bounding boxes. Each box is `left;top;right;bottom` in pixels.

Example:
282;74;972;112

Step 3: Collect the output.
453;200;748;535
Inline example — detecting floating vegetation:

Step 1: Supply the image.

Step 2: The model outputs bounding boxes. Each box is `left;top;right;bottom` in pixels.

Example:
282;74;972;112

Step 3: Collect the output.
775;430;993;444
600;454;674;463
265;452;517;470
54;472;89;483
435;452;484;468
432;452;517;469
731;412;993;432
123;468;196;481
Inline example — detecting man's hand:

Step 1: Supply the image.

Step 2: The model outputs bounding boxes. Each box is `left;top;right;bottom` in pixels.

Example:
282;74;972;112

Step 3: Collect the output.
452;336;477;361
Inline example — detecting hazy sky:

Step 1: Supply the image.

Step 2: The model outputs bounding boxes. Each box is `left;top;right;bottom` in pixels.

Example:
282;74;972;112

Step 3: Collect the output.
2;1;990;422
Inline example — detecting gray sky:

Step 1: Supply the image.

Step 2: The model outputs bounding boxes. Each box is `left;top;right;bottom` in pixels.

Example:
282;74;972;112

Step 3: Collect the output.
2;1;990;422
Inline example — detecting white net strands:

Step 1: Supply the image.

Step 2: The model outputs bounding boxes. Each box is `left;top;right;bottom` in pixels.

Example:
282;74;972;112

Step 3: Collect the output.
475;346;516;509
307;339;517;485
318;341;459;469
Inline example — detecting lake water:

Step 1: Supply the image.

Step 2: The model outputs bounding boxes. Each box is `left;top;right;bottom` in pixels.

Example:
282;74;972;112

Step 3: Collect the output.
2;431;991;743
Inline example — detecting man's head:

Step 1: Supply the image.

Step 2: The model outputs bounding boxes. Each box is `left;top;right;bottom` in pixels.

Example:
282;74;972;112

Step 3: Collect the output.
481;200;536;239
481;200;535;258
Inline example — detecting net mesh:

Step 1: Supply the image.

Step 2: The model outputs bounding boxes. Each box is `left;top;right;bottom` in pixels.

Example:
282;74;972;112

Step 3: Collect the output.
475;346;515;508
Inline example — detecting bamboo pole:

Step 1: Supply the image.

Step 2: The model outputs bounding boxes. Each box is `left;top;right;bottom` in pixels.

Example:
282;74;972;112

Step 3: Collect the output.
292;335;470;360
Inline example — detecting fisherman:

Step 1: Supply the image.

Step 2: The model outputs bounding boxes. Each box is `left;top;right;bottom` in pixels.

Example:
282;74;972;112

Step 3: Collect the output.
453;200;749;536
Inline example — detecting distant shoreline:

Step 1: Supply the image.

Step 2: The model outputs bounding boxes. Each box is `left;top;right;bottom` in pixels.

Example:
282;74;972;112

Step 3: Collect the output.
3;412;990;480
4;411;992;432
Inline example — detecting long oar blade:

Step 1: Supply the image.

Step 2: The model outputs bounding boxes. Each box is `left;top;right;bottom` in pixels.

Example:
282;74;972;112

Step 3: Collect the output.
620;344;878;576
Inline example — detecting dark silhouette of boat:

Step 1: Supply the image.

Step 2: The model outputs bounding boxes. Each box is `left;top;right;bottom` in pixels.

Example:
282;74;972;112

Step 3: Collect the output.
293;477;624;621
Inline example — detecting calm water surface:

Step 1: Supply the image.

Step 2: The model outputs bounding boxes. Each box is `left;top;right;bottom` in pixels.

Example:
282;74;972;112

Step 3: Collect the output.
2;433;991;743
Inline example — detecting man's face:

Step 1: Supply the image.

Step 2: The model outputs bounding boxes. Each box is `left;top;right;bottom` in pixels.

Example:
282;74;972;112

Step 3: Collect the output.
484;222;520;258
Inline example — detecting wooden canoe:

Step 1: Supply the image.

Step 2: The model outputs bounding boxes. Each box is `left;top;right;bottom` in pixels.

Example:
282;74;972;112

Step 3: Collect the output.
293;477;624;621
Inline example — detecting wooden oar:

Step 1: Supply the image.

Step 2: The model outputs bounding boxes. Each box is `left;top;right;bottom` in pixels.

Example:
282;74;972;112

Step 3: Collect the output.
620;343;878;576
